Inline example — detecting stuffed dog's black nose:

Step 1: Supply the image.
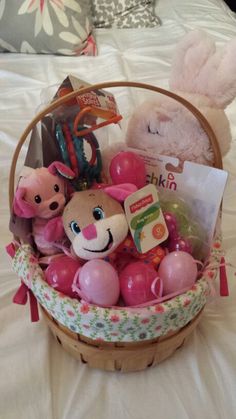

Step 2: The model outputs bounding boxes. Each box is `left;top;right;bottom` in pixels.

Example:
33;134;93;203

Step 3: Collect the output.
50;201;59;211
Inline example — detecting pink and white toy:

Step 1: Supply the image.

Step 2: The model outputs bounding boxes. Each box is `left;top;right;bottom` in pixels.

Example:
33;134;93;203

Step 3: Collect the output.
124;31;236;166
62;183;137;261
13;161;74;255
62;183;138;306
97;30;236;170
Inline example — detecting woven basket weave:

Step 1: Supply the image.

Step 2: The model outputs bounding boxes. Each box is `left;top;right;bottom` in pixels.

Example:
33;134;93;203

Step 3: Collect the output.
9;81;223;372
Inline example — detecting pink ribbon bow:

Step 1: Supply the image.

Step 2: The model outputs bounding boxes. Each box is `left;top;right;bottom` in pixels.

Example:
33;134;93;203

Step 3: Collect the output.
13;282;39;322
6;242;39;322
219;256;229;296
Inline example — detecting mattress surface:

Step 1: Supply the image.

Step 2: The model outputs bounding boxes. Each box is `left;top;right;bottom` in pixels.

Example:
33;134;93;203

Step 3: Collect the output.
1;0;236;418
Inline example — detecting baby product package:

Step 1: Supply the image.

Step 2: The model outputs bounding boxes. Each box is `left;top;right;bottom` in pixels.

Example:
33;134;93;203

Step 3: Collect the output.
117;147;228;247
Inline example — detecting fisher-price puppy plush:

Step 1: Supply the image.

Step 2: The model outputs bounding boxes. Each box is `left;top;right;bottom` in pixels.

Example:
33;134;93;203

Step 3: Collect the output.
63;184;136;261
125;30;236;166
13;161;74;255
63;184;165;271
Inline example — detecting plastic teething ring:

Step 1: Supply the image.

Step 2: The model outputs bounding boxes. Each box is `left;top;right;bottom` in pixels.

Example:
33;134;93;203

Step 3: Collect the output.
84;132;98;166
62;123;79;177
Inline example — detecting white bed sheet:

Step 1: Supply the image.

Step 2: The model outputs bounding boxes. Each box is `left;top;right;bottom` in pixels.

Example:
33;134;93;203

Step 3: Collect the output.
1;1;236;418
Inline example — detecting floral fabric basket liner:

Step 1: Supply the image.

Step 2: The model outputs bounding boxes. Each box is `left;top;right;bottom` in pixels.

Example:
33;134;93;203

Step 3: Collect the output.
12;234;222;342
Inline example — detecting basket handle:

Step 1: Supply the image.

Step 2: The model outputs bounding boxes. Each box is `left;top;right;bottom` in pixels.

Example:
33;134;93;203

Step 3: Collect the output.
9;81;223;209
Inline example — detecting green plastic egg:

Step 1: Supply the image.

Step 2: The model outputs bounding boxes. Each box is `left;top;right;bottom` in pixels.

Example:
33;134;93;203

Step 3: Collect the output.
180;221;208;260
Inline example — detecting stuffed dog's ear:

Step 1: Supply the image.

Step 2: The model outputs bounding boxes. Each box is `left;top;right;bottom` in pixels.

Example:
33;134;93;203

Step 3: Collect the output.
48;161;75;179
13;187;37;218
104;183;137;202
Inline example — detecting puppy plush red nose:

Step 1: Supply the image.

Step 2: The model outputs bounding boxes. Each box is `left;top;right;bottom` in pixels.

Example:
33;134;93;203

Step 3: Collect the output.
82;223;97;240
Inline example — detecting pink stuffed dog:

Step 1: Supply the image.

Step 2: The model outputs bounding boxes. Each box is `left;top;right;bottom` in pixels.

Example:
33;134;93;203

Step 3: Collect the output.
13;161;74;255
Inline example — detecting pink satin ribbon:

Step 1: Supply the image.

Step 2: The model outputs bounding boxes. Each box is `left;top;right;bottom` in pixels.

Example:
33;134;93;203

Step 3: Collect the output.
13;282;39;322
220;256;229;296
6;241;39;322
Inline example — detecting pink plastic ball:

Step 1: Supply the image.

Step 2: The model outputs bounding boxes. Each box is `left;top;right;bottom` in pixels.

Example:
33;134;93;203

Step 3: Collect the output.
120;262;162;306
45;255;81;297
77;259;120;306
158;251;198;295
163;211;178;237
110;151;146;189
168;236;192;254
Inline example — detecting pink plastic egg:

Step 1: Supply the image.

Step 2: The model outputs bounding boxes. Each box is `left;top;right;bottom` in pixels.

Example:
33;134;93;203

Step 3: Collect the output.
110;151;146;189
120;262;162;306
168;235;193;254
158;251;198;295
45;255;81;297
77;259;120;306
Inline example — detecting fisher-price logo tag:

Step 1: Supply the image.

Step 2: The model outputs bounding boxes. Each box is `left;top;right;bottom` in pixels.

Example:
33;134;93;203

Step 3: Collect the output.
130;194;153;213
124;184;169;254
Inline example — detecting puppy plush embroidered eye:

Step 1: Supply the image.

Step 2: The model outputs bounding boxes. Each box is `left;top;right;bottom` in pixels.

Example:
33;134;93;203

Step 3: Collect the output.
63;184;137;261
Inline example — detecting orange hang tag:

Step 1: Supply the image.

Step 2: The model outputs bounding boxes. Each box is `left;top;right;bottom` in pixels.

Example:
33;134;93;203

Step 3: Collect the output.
124;184;169;254
56;76;122;136
68;76;122;135
73;106;122;137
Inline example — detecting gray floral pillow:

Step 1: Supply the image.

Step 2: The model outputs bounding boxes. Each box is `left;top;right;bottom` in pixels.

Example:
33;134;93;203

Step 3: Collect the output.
0;0;97;56
91;0;160;28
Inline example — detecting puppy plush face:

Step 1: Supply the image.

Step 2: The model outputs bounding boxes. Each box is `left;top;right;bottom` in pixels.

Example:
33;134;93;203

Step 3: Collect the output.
13;168;66;219
20;169;66;218
63;190;129;260
13;162;75;219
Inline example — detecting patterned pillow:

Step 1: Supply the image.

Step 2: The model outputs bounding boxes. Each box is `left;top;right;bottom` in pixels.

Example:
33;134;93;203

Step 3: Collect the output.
0;0;96;56
91;0;160;28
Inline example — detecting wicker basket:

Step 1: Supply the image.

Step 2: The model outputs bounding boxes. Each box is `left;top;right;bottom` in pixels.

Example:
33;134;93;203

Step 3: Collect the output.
9;81;223;372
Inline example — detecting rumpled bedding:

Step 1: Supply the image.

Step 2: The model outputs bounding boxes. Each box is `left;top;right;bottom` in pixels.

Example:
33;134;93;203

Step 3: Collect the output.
1;1;236;418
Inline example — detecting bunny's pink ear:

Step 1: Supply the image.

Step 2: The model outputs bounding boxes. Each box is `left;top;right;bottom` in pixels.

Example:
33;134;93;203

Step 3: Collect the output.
48;161;75;179
169;30;216;94
13;187;37;218
170;30;236;108
104;183;137;202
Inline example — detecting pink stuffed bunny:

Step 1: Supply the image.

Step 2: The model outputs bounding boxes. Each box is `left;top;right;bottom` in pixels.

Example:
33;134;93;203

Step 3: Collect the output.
13;161;74;255
125;30;236;166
